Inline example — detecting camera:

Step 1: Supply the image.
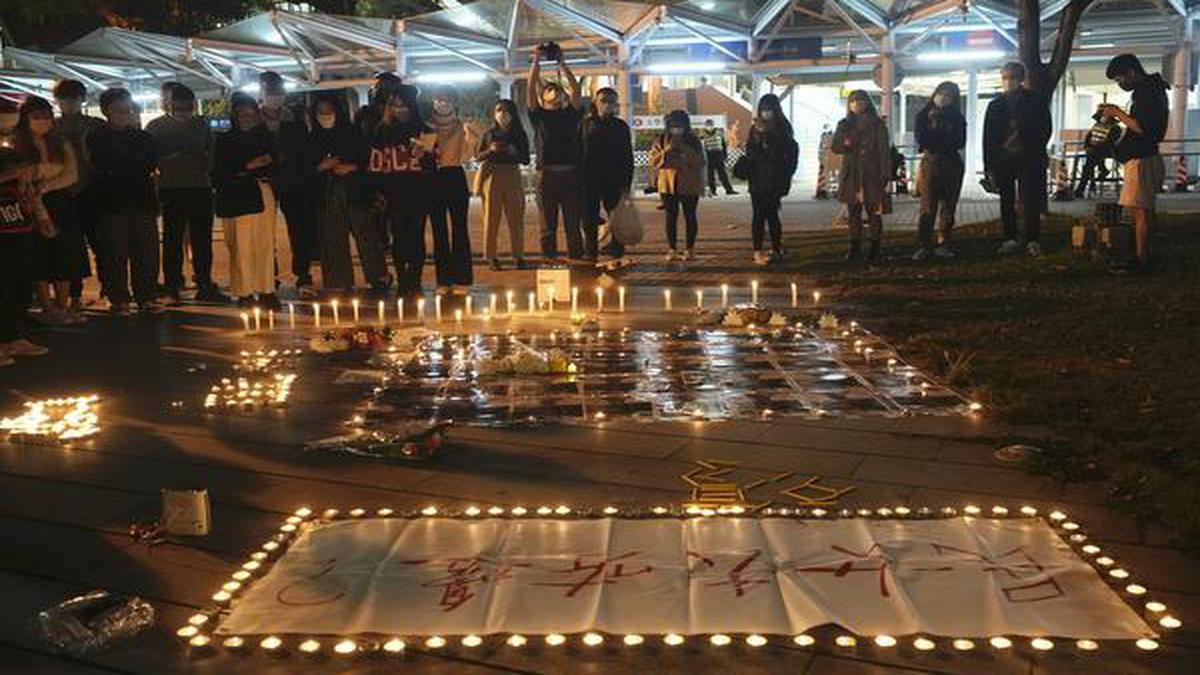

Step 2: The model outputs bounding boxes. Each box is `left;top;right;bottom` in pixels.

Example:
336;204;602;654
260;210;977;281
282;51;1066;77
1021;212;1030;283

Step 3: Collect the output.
536;42;562;62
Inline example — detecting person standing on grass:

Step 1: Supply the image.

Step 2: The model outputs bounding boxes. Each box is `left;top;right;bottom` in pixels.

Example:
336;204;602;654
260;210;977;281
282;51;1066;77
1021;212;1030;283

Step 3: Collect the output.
912;81;966;261
745;94;799;266
649;110;703;262
146;85;228;305
0;99;52;365
983;61;1052;258
53;80;104;312
476;99;530;272
309;92;387;297
832;90;889;264
258;71;316;298
212;93;280;310
1101;53;1169;274
363;83;433;299
88;88;161;316
527;45;584;264
427;86;476;295
15;96;86;326
580;87;634;263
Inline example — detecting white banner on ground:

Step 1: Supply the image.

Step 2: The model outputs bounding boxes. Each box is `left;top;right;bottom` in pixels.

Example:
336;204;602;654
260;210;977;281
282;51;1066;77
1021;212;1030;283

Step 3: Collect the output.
218;517;1152;639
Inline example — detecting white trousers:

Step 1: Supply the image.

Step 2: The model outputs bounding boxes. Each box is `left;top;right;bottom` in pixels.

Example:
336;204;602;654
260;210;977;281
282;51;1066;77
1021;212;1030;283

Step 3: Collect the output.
223;182;277;298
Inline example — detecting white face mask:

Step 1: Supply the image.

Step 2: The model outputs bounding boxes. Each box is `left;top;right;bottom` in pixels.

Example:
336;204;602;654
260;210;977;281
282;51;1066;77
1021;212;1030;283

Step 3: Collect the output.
760;110;774;121
433;100;453;116
599;101;618;117
262;94;285;110
316;113;337;129
669;126;684;137
0;113;18;133
494;111;512;126
29;118;54;136
933;93;951;109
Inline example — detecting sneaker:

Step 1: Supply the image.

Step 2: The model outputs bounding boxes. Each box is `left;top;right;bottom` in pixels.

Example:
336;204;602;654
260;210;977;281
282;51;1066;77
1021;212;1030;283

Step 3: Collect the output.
997;239;1022;256
933;245;956;259
1026;241;1043;258
435;285;451;296
912;247;931;261
489;258;502;271
110;303;131;317
665;249;679;262
682;249;695;261
195;286;232;304
753;251;770;266
5;339;49;357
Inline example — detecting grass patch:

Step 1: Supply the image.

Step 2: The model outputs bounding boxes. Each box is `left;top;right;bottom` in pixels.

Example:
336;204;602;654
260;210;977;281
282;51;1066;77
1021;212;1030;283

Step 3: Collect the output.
785;211;1200;551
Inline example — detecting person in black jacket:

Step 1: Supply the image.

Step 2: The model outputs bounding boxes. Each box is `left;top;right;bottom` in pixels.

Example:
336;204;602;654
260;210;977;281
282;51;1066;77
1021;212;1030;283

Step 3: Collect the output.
913;81;966;260
1101;53;1169;273
212;92;280;310
983;62;1052;257
745;94;798;266
309;92;387;296
476;99;530;271
527;45;584;263
87;88;161;315
580;87;634;263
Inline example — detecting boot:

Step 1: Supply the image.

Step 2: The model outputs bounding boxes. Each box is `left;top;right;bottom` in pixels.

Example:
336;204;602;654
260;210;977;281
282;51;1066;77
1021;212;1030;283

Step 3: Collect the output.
866;240;881;264
845;240;862;262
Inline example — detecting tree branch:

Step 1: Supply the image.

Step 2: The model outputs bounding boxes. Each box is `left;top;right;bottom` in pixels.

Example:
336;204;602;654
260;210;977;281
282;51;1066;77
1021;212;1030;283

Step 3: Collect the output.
1047;0;1095;88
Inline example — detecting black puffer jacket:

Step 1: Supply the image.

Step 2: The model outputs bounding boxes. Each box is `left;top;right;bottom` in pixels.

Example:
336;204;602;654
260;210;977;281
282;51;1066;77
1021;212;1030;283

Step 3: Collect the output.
745;124;798;197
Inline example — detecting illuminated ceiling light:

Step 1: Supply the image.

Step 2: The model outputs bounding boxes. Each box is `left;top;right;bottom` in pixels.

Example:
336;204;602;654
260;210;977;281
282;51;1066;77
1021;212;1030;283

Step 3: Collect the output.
412;71;488;84
646;61;729;74
917;50;1005;63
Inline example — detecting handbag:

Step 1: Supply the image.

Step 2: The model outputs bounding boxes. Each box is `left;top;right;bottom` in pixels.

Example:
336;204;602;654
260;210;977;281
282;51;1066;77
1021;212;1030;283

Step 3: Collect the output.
609;194;644;245
731;154;750;181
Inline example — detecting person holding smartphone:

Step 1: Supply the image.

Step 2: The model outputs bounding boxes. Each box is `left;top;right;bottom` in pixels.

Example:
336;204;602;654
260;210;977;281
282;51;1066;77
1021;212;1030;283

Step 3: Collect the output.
527;43;584;264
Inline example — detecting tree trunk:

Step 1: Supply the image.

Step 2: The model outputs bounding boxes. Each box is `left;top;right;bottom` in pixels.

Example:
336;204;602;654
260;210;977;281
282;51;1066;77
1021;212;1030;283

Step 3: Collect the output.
1017;0;1096;95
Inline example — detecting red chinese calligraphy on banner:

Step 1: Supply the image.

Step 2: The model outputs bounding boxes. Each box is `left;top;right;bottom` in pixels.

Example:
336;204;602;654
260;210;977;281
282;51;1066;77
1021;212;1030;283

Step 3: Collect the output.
403;556;528;612
534;551;654;598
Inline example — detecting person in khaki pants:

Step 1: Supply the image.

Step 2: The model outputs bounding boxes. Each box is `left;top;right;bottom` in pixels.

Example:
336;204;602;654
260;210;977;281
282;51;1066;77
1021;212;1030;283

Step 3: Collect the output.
475;99;530;270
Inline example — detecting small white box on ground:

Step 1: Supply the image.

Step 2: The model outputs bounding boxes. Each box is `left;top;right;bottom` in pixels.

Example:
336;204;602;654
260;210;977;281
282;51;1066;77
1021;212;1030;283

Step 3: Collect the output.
161;488;211;536
536;268;572;305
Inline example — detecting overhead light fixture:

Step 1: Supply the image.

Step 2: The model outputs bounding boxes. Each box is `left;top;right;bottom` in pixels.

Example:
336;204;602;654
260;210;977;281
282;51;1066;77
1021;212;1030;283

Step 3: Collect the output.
646;61;728;74
413;71;489;84
1080;43;1116;50
917;50;1005;63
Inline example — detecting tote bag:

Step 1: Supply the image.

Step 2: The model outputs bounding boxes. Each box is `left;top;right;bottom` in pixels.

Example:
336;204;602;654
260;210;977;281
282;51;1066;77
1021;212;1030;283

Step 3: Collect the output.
609;195;644;245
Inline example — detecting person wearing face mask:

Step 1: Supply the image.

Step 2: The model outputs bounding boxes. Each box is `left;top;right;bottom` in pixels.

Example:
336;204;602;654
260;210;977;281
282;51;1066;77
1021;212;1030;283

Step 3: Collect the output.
912;81;967;261
426;87;476;294
308;93;387;296
983;62;1052;258
745;94;799;266
213;93;280;310
257;71;317;298
1101;53;1169;274
702;118;736;197
53;80;105;312
527;46;585;263
87;88;161;315
831;91;890;264
476;99;530;271
649;110;704;261
580;88;634;262
15;96;84;326
362;84;434;299
146;85;227;305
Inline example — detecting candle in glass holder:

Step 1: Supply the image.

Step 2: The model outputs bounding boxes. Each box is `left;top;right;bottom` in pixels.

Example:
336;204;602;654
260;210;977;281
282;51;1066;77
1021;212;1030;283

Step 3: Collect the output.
288;303;296;329
506;290;514;314
396;298;404;322
571;286;579;314
528;291;535;314
619;286;626;312
721;283;729;307
351;298;360;324
455;308;463;326
548;286;556;312
791;282;798;307
240;312;250;332
465;295;473;317
489;293;498;316
751;280;759;305
253;307;262;331
595;287;604;312
377;300;385;324
695;289;703;309
331;299;340;325
312;302;321;328
663;289;672;311
268;309;275;330
417;298;426;321
812;290;822;306
435;295;443;322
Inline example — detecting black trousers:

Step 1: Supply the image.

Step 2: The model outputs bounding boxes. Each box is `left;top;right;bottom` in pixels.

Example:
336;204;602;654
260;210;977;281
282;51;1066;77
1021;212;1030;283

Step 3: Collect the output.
537;167;583;259
0;235;33;342
706;150;733;194
159;186;215;290
428;167;473;287
750;191;783;252
388;195;427;297
1077;151;1110;194
993;156;1046;243
71;186;104;300
585;183;624;259
97;209;160;305
917;153;964;246
663;194;699;250
278;183;318;286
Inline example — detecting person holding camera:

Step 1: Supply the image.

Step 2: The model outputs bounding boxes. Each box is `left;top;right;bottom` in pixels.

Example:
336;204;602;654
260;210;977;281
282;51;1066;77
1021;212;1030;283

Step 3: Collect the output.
527;42;584;263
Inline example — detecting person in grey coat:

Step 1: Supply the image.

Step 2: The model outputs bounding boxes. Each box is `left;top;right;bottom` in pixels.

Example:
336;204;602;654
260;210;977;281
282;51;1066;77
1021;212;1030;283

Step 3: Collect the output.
832;90;891;263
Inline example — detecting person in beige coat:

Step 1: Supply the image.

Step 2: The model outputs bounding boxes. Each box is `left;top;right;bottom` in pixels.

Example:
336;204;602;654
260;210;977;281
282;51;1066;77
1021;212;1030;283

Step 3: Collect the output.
832;90;891;263
649;110;704;261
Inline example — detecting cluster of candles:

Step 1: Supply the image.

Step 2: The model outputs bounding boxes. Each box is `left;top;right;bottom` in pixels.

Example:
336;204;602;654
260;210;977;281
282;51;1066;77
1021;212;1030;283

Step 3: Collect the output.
232;348;302;373
204;374;297;412
0;395;100;442
238;283;827;332
181;504;1173;657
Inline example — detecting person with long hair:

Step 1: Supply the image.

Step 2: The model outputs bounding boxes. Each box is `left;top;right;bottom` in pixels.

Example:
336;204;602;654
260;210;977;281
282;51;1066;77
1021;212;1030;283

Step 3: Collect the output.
362;83;433;299
0;99;52;364
52;79;104;312
309;92;386;296
476;99;530;271
88;88;161;315
15;96;86;325
913;81;966;260
649;110;703;261
744;94;799;266
832;90;891;263
580;87;634;262
212;92;280;309
427;86;475;294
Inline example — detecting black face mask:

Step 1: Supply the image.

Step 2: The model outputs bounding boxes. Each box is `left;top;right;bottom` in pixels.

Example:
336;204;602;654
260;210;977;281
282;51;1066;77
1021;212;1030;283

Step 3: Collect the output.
1118;81;1135;92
